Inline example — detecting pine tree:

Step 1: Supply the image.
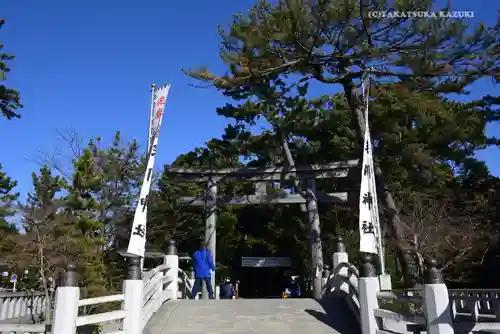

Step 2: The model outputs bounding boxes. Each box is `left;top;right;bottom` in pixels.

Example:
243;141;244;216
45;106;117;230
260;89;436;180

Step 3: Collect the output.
184;0;500;286
0;19;22;119
16;166;66;322
0;163;19;233
60;132;143;293
65;145;110;301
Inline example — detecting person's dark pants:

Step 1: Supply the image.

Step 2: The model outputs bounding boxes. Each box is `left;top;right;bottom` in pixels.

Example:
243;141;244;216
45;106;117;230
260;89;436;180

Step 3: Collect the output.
191;277;214;299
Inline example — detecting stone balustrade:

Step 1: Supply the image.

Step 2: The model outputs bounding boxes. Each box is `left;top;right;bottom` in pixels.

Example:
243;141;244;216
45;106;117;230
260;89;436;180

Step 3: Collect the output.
0;239;185;334
325;237;500;334
0;291;47;322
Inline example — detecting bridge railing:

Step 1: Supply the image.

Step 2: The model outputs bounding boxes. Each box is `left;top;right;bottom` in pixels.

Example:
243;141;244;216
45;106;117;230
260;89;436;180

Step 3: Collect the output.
177;268;193;299
324;240;500;334
0;322;47;333
47;262;131;334
359;254;500;334
0;239;186;334
141;239;179;330
373;288;425;333
448;289;500;332
0;291;49;333
73;291;127;331
0;290;47;321
322;237;361;323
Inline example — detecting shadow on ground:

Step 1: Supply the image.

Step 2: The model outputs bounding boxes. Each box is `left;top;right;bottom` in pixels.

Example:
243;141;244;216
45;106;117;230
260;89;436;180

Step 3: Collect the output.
305;294;361;334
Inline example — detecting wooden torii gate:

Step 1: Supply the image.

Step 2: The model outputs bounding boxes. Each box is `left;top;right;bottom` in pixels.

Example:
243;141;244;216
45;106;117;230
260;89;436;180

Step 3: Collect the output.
165;159;357;299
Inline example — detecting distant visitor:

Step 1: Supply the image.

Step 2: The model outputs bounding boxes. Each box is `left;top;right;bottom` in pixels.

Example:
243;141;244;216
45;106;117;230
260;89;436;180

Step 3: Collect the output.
219;277;236;299
191;240;215;299
283;276;301;298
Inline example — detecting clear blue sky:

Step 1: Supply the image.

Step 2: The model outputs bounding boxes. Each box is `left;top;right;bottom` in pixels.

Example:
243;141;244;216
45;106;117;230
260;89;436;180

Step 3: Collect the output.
1;0;498;201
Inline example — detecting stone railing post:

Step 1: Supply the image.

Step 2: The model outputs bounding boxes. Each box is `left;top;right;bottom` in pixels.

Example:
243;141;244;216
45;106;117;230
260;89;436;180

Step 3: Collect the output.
322;264;331;288
423;258;453;334
377;253;392;291
52;264;79;334
188;267;198;299
188;267;196;299
359;254;380;334
333;237;352;292
164;239;179;300
333;237;348;269
122;256;143;334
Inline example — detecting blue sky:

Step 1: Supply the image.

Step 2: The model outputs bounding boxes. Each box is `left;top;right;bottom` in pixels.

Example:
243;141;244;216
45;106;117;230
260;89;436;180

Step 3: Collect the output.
1;0;498;201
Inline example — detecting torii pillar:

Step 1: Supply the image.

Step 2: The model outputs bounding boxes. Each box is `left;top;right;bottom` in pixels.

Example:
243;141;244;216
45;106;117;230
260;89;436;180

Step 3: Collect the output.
203;178;217;299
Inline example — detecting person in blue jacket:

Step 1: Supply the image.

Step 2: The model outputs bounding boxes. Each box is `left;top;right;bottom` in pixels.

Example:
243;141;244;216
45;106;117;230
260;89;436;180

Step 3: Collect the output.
191;240;216;299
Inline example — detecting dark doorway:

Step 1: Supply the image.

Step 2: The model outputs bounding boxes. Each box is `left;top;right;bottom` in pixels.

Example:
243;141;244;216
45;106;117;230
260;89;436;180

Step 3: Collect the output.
238;267;289;298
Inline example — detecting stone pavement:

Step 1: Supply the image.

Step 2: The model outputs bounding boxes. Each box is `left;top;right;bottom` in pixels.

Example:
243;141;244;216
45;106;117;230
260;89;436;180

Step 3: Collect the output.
144;298;360;334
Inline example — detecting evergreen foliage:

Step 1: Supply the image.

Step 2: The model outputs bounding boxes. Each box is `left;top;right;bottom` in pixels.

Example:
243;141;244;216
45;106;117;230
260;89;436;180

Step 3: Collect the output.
0;19;22;119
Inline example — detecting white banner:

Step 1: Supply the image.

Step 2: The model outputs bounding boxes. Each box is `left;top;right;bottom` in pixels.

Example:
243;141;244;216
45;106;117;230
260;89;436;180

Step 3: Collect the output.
127;84;170;257
358;77;382;255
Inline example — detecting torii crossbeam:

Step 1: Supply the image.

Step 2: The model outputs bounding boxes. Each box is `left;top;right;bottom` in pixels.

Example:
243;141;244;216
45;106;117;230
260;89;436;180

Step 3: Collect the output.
165;159;358;299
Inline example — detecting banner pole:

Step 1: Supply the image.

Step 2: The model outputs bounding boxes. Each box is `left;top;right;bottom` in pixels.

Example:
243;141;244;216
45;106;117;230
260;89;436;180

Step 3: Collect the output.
128;84;170;262
141;83;156;271
358;69;386;274
148;84;156;153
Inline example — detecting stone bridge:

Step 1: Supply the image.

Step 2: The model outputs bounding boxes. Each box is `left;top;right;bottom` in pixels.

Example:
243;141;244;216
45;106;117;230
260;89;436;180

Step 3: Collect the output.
1;239;499;334
144;298;359;334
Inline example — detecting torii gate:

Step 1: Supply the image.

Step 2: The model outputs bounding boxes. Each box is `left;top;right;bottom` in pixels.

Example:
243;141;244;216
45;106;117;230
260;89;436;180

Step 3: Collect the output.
165;159;358;299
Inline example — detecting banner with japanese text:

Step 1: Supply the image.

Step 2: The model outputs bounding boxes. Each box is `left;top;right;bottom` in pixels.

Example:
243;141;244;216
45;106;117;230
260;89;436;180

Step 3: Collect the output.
358;78;382;255
358;127;381;254
127;84;170;257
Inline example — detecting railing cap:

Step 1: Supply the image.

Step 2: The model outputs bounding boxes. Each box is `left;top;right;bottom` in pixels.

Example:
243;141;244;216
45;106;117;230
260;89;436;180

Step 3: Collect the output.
0;291;45;297
360;253;377;278
126;256;143;280
166;239;177;255
334;236;346;253
61;263;78;287
424;257;443;284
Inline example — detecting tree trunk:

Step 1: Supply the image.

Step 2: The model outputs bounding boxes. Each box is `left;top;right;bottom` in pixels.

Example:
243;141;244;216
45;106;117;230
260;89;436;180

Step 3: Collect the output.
341;78;415;287
37;243;52;322
275;126;324;298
